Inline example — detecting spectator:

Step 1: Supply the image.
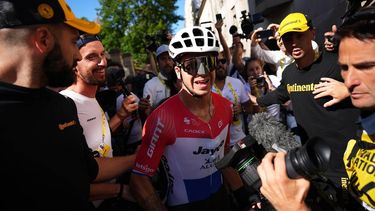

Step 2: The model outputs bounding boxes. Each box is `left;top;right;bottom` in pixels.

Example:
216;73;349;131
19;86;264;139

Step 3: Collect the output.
250;12;359;192
143;44;178;109
60;34;138;208
256;6;375;210
0;0;129;209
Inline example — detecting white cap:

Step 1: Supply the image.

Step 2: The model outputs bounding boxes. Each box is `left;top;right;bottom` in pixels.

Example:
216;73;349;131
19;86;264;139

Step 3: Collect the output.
156;44;169;57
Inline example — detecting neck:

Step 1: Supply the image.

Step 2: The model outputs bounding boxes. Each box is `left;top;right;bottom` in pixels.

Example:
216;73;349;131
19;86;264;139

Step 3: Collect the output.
295;49;315;69
67;82;98;98
215;78;225;90
178;90;213;122
0;50;45;88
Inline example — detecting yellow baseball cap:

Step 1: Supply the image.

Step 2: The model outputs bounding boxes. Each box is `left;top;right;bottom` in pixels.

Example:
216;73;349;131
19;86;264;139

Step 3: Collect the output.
0;0;100;35
278;13;311;37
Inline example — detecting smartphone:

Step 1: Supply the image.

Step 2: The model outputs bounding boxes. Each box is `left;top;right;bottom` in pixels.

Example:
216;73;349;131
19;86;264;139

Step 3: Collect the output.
216;14;222;22
256;30;274;39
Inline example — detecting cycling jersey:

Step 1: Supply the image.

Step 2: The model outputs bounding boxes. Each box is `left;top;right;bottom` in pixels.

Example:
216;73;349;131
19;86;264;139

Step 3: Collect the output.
133;93;232;206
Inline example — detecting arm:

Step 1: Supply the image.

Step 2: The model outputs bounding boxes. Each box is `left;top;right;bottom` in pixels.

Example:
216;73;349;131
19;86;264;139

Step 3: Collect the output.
232;36;245;74
312;77;350;107
130;173;167;211
257;82;290;107
215;20;231;63
257;152;310;211
89;183;134;202
94;154;136;182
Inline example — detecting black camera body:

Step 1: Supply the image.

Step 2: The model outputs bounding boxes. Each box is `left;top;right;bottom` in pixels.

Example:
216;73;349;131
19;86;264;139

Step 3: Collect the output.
215;136;331;191
255;76;266;87
229;11;264;39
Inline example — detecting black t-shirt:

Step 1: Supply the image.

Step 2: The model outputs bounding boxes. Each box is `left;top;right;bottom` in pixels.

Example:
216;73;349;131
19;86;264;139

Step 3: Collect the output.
0;82;98;210
258;51;360;187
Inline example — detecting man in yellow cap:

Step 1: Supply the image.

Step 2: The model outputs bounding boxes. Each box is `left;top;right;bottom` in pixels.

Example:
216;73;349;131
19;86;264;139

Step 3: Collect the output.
0;0;129;210
250;12;361;210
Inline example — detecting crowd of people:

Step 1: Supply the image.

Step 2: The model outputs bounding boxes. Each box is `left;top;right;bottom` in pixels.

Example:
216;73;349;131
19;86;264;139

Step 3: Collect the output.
0;0;374;210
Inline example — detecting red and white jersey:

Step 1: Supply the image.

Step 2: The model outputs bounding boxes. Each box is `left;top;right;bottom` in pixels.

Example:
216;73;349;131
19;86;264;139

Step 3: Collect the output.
133;93;232;206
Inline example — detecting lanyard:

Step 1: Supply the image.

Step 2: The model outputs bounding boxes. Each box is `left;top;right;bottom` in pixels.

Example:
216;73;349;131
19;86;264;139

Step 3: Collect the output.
214;81;238;105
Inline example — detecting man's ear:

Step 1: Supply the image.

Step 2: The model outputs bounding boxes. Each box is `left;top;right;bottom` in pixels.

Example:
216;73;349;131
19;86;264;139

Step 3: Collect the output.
33;26;55;54
175;65;181;80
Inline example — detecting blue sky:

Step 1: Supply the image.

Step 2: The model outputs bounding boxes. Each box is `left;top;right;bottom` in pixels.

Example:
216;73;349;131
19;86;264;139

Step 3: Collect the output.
66;0;184;34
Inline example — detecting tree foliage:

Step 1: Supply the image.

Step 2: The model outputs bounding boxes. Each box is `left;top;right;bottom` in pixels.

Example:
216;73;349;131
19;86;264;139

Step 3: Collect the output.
97;0;182;63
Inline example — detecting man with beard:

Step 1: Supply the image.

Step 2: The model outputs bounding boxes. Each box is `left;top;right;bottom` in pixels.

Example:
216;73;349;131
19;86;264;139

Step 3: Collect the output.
142;44;179;110
60;34;139;208
212;55;251;146
0;0;135;210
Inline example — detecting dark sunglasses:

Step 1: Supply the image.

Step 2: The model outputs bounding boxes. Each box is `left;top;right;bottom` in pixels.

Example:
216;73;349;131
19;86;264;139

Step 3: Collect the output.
180;56;218;76
76;34;101;49
218;58;227;64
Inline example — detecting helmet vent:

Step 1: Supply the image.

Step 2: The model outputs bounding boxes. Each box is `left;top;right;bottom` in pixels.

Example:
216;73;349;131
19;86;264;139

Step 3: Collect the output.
184;39;193;47
208;38;213;46
172;42;183;49
181;32;189;38
196;38;204;46
193;28;203;36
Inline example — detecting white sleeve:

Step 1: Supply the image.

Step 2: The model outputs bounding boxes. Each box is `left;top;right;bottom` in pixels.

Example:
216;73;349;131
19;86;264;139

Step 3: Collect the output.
251;44;283;65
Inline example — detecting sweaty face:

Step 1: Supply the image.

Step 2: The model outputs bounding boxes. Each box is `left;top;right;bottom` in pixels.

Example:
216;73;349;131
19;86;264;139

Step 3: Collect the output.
282;31;313;60
339;37;375;110
75;40;107;86
45;26;81;87
177;53;216;97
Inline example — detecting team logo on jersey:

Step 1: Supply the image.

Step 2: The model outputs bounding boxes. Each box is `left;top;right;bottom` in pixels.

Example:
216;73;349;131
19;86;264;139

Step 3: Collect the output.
184;117;191;125
218;120;223;128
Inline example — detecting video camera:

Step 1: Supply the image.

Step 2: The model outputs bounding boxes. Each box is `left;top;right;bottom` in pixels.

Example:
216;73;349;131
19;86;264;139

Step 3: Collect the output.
215;135;331;192
229;10;264;39
145;29;172;52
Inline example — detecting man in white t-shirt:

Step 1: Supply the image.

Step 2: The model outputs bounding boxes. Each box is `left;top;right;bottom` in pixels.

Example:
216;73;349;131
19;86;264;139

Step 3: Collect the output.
212;56;251;145
142;44;178;108
60;34;138;207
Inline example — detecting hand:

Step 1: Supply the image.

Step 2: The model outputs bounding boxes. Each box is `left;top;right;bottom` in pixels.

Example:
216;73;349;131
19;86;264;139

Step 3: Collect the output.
248;92;258;106
215;20;223;32
250;27;264;46
117;94;139;118
232;104;242;116
257;152;310;211
121;184;136;202
138;95;151;111
324;25;337;52
313;77;350;107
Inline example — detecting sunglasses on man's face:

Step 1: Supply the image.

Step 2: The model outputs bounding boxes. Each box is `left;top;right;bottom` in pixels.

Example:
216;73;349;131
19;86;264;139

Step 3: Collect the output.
180;56;218;76
218;58;227;65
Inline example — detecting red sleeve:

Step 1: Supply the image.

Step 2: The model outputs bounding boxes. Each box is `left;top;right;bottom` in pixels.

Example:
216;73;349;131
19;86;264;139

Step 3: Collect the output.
132;106;175;176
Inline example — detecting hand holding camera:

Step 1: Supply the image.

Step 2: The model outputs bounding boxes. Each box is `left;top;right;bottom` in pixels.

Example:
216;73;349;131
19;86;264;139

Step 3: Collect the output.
257;152;311;211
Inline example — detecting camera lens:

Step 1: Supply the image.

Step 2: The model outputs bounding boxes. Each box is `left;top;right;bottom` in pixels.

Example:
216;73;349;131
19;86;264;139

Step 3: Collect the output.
256;76;265;87
285;137;331;179
236;155;261;189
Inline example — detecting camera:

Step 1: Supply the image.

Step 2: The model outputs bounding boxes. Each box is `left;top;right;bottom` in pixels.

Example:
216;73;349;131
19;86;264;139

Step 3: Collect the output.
215;136;331;191
255;76;266;87
229;11;264;39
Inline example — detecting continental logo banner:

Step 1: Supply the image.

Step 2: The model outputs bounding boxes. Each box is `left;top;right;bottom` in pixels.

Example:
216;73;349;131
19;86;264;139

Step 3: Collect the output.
343;131;375;209
287;83;316;93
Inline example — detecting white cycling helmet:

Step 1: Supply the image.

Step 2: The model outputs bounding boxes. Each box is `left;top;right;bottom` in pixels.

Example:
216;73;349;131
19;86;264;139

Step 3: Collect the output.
169;26;220;60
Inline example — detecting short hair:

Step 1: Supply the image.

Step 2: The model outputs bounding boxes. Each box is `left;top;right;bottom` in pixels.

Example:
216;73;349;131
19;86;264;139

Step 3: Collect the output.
336;6;375;41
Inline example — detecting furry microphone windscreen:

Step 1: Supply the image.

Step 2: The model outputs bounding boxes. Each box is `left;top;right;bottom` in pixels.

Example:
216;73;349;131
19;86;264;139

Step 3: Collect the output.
248;112;301;152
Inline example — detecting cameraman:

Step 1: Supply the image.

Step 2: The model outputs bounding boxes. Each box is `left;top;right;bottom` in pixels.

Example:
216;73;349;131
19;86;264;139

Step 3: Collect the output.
257;7;375;210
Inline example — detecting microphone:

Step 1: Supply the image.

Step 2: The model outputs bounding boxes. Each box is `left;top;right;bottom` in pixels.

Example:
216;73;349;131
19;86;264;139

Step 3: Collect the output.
248;112;301;152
